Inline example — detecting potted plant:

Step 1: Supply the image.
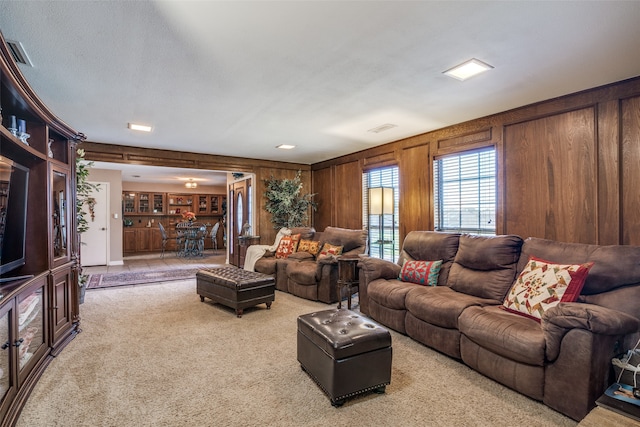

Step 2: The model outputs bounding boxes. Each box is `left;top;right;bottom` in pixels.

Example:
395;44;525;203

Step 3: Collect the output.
76;148;99;303
263;171;316;228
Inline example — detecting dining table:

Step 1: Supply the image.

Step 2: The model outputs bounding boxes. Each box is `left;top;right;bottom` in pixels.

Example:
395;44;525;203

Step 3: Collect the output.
175;222;208;257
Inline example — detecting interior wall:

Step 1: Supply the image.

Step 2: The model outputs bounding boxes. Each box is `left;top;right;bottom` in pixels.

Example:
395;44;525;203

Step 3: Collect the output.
122;182;226;194
312;76;640;247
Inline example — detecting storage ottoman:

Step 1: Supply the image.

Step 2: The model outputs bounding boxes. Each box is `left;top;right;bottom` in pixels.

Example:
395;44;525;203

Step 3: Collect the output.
196;266;275;318
297;308;392;406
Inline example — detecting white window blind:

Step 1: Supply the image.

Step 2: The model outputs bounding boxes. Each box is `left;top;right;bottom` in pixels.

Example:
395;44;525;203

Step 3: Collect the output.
434;148;496;235
363;166;399;262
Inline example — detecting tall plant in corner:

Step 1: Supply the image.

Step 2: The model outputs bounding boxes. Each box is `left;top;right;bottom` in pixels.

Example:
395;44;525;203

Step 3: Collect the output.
76;148;99;299
264;171;316;229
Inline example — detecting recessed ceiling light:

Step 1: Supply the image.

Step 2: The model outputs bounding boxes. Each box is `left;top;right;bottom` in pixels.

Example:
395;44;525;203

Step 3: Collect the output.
128;123;153;132
276;144;296;150
443;58;493;81
367;123;398;134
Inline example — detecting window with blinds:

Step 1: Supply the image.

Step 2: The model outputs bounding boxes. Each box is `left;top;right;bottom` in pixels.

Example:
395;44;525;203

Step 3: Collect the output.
363;166;399;262
434;148;496;235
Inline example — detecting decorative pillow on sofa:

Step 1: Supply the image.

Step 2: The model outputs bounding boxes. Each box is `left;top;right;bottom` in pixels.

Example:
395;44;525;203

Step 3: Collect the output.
399;260;443;286
317;243;343;260
502;256;594;321
297;239;320;256
275;234;301;259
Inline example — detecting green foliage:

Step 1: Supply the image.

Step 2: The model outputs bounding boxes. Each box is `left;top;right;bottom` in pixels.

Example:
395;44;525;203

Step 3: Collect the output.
263;171;316;229
76;148;100;234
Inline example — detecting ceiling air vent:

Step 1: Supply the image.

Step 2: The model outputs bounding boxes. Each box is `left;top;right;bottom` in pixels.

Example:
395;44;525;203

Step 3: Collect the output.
367;123;398;134
6;40;33;67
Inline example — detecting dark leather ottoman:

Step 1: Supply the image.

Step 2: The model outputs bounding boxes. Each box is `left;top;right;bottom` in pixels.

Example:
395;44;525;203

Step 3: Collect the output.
297;308;392;406
196;267;275;318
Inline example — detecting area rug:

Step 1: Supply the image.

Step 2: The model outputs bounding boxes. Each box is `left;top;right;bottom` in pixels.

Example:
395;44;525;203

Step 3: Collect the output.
87;268;202;289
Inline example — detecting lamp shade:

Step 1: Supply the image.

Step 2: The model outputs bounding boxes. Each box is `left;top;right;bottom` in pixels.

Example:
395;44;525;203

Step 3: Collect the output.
369;187;394;215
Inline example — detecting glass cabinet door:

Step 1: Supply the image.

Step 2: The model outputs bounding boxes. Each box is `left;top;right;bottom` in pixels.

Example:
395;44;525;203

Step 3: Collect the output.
16;282;46;382
152;194;164;214
138;193;150;214
52;168;70;264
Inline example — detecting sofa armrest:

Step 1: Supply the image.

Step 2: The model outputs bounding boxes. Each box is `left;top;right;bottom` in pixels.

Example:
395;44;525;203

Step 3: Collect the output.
357;257;401;316
542;303;640;361
358;257;400;281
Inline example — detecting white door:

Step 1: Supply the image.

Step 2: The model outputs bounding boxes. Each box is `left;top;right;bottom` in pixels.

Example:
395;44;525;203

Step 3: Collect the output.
81;181;109;266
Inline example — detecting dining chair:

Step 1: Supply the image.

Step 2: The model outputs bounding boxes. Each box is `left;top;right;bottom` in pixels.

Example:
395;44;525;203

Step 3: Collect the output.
210;221;220;252
158;223;169;258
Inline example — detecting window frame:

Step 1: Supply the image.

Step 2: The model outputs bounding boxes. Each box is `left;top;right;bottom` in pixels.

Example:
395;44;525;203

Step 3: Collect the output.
433;146;497;235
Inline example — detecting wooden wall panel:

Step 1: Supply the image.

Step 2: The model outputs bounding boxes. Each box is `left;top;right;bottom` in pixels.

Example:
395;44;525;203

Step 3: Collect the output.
334;161;363;229
597;100;621;245
621;95;640;245
504;108;597;243
312;166;334;232
399;143;431;240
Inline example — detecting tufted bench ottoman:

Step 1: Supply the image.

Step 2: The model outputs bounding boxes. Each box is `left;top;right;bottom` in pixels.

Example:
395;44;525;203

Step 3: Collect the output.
297;308;392;407
196;266;275;318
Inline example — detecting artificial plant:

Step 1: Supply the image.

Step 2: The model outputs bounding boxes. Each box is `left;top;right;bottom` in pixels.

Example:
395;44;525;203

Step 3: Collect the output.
263;171;316;229
76;147;99;296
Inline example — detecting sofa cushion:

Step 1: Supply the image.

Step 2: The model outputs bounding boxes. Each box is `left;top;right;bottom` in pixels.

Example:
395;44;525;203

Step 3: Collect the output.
448;234;523;302
398;231;460;286
368;279;420;310
321;226;367;253
317;242;343;260
297;239;320;256
459;305;546;366
254;257;277;275
399;260;442;286
518;237;640;295
406;286;496;329
502;256;593;321
275;234;301;259
286;261;320;285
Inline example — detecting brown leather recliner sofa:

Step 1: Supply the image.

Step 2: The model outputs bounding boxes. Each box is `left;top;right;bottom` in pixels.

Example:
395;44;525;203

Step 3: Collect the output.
255;226;367;303
358;231;640;421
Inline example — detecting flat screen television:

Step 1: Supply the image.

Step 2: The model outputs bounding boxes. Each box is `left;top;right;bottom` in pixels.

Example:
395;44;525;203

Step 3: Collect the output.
0;156;29;279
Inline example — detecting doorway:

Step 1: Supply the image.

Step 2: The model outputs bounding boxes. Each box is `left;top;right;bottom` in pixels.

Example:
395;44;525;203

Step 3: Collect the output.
81;181;109;266
228;177;252;267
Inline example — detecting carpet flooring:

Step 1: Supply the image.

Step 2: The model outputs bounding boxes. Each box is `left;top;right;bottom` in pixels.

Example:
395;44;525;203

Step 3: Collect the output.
87;268;203;289
16;279;578;427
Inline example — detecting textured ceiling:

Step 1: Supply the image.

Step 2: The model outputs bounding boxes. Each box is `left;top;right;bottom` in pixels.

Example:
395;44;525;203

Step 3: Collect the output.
1;1;639;182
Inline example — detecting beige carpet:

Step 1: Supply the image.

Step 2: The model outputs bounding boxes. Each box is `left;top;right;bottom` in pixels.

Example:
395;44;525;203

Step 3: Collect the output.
17;280;577;427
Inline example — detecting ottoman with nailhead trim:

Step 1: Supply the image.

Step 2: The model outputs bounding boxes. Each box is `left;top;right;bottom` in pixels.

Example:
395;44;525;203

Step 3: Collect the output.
197;266;275;318
297;308;392;407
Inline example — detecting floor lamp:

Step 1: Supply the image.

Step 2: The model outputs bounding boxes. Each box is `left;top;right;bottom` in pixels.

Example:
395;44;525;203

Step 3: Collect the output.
369;187;394;260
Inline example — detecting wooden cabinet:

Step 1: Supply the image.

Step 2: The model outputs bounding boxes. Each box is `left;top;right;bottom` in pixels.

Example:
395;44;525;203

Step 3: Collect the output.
233;236;260;268
0;32;82;426
123;192;165;215
123;228;158;253
49;266;73;352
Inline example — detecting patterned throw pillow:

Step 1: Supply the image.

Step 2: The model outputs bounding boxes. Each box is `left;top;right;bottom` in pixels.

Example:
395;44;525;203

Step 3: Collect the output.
502;256;594;321
317;243;343;260
275;234;301;259
297;239;320;256
399;260;443;286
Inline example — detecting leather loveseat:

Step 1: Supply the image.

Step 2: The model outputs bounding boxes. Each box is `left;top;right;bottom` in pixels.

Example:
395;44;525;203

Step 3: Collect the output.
358;231;640;421
255;226;367;303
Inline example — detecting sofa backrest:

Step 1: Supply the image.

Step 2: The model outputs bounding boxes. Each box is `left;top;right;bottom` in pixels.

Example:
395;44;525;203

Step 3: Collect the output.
518;237;640;319
320;226;367;255
398;231;460;286
290;227;315;240
448;234;524;302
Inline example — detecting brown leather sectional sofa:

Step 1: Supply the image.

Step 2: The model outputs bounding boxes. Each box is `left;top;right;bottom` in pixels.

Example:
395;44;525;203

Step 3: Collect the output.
254;226;367;303
358;231;640;421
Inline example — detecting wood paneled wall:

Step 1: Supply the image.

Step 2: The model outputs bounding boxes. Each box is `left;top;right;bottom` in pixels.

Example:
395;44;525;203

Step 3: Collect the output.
312;76;640;247
82;77;640;248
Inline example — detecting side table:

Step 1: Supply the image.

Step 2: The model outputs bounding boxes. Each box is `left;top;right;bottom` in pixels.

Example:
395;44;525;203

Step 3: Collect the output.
337;255;361;309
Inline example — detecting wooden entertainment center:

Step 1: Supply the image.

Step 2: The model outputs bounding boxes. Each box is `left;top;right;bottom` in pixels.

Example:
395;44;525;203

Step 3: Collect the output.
0;33;82;424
